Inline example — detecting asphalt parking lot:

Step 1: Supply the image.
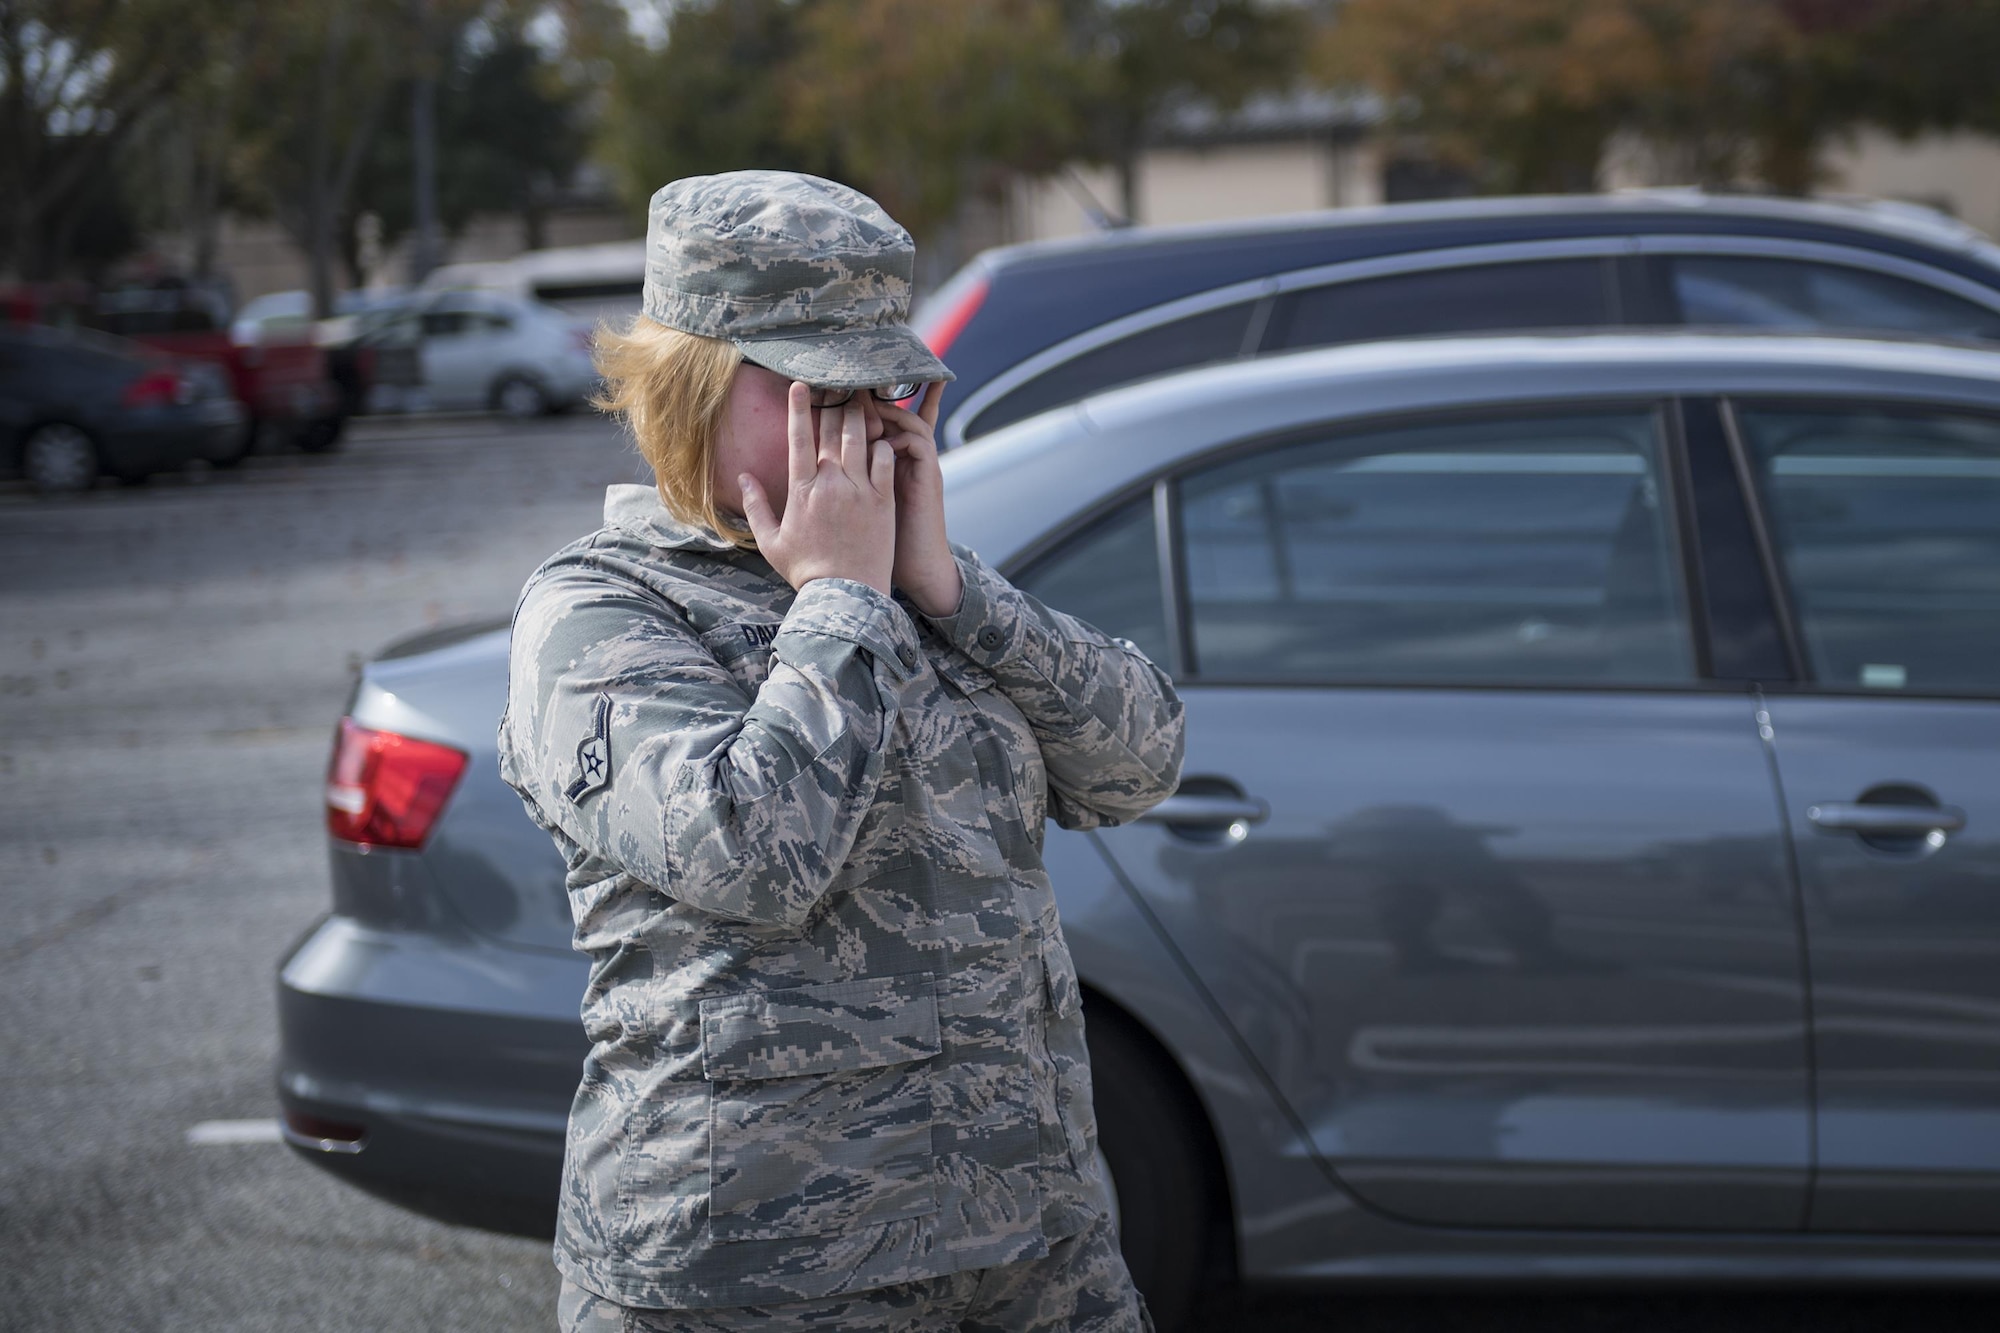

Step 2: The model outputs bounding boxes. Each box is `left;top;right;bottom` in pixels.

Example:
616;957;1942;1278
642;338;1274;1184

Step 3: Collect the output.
1;412;1996;1332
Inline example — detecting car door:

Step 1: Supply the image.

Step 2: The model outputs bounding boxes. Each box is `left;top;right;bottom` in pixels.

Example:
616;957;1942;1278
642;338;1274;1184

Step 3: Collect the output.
417;304;491;410
358;310;424;409
1730;397;2000;1234
1019;400;1814;1232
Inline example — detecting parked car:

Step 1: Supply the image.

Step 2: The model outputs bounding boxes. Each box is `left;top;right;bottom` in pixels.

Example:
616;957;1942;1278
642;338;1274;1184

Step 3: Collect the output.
228;288;319;345
915;189;2000;449
0;325;245;491
90;282;345;458
422;240;647;326
308;292;424;419
350;290;597;417
280;331;2000;1326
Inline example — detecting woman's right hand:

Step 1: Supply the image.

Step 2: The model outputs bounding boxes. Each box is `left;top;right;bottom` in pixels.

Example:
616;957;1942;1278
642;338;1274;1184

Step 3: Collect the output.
738;383;897;597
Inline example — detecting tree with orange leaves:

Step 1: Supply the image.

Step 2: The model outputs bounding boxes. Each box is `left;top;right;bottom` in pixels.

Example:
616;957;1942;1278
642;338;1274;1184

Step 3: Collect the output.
1313;0;1993;197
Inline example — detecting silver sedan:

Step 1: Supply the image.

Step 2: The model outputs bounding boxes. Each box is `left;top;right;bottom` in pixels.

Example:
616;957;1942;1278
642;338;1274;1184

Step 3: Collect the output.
280;332;2000;1329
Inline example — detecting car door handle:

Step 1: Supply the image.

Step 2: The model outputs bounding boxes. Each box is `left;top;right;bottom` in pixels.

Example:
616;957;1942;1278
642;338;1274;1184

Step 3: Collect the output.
1137;794;1271;828
1806;803;1966;835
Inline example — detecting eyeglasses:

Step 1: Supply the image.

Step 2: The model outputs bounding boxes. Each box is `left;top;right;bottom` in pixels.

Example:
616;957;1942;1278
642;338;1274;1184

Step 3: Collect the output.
806;382;926;409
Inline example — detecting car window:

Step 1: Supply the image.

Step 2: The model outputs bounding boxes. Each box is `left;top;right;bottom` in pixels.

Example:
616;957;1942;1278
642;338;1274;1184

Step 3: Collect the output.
1176;409;1692;684
1735;403;2000;694
362;313;421;348
1013;492;1171;670
1264;258;1617;351
1670;257;2000;340
422;310;472;338
964;301;1256;442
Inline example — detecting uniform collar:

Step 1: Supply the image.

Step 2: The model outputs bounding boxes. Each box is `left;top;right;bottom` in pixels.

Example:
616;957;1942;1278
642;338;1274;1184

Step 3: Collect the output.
603;484;742;552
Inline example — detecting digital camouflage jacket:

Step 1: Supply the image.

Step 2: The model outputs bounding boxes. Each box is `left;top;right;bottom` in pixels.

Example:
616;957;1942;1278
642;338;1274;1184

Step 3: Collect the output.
497;485;1185;1309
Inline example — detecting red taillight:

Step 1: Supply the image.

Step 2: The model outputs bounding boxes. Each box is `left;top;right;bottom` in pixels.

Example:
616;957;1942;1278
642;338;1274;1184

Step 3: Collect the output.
122;368;188;408
918;274;987;359
325;717;468;849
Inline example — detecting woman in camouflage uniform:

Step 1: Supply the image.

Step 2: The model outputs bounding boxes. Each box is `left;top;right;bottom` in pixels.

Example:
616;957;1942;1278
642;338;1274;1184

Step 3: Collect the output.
499;171;1184;1332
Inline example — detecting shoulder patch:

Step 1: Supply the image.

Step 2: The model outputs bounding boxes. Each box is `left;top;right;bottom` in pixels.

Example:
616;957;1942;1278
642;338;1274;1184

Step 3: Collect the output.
565;693;613;804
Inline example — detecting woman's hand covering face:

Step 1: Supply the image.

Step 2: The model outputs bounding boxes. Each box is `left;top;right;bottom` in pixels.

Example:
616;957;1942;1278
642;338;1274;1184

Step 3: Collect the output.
737;383;897;598
879;383;963;618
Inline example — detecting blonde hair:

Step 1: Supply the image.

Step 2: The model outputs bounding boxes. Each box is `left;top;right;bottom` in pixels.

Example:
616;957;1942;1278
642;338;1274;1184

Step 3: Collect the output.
591;317;751;546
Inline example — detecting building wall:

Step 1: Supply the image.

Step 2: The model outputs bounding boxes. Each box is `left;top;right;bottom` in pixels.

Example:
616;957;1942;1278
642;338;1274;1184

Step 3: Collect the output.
1005;140;1382;244
1603;128;2000;239
1821;129;2000;239
1001;129;2000;253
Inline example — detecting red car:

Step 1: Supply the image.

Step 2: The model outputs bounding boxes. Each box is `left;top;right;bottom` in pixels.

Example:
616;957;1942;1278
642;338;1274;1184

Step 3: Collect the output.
89;284;346;460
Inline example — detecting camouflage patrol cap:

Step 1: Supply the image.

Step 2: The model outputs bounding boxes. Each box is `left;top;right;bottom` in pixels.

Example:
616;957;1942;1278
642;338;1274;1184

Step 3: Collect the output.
642;170;953;390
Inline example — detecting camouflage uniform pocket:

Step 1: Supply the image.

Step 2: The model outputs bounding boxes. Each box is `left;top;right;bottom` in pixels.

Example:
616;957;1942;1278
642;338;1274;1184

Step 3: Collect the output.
700;972;942;1241
1040;932;1083;1021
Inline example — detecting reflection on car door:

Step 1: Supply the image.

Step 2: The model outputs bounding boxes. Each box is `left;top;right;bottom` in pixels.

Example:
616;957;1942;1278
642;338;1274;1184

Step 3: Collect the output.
1734;399;2000;1233
1023;405;1813;1231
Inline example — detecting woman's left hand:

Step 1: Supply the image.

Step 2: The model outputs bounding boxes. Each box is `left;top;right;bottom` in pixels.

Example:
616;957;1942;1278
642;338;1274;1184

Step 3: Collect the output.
879;383;963;618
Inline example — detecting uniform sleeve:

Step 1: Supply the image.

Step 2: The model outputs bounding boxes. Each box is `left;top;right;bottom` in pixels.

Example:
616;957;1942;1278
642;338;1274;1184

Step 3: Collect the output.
919;545;1184;830
504;566;924;929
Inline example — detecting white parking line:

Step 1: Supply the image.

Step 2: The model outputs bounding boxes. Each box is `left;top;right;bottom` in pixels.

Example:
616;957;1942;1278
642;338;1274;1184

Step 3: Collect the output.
185;1119;284;1145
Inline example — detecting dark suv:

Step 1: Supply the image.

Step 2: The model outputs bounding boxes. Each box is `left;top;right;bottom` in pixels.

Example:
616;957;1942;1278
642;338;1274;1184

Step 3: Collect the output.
915;189;2000;449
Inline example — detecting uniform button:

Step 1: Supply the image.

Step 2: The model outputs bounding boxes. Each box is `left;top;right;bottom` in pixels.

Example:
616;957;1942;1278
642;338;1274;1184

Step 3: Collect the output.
896;644;916;669
977;626;1004;652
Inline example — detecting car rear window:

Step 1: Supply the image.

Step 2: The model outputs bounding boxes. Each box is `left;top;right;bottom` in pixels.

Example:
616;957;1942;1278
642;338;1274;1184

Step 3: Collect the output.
1264;258;1618;350
1669;256;2000;341
963;301;1257;442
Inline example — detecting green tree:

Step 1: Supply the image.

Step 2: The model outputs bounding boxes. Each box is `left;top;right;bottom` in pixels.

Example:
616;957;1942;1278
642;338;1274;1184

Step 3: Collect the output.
223;0;424;313
592;0;837;219
1063;0;1313;222
1825;0;2000;140
353;20;592;268
0;0;223;279
444;30;588;249
785;0;1081;238
593;0;1305;253
1314;0;1680;194
1311;0;2000;198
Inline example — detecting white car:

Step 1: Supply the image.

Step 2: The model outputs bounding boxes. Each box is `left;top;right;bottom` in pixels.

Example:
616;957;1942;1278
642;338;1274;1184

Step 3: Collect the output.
420;240;646;326
359;290;599;417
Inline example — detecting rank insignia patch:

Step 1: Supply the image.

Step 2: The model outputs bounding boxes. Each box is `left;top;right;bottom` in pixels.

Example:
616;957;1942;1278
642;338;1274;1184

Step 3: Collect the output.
565;693;613;803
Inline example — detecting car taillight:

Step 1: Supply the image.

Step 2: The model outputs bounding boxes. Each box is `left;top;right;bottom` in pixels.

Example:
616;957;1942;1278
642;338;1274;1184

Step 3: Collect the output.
282;1108;366;1153
325;717;467;849
122;368;192;408
918;273;987;359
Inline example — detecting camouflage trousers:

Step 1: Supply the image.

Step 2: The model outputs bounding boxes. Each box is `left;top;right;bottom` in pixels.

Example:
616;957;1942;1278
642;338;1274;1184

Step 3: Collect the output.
555;1213;1152;1333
